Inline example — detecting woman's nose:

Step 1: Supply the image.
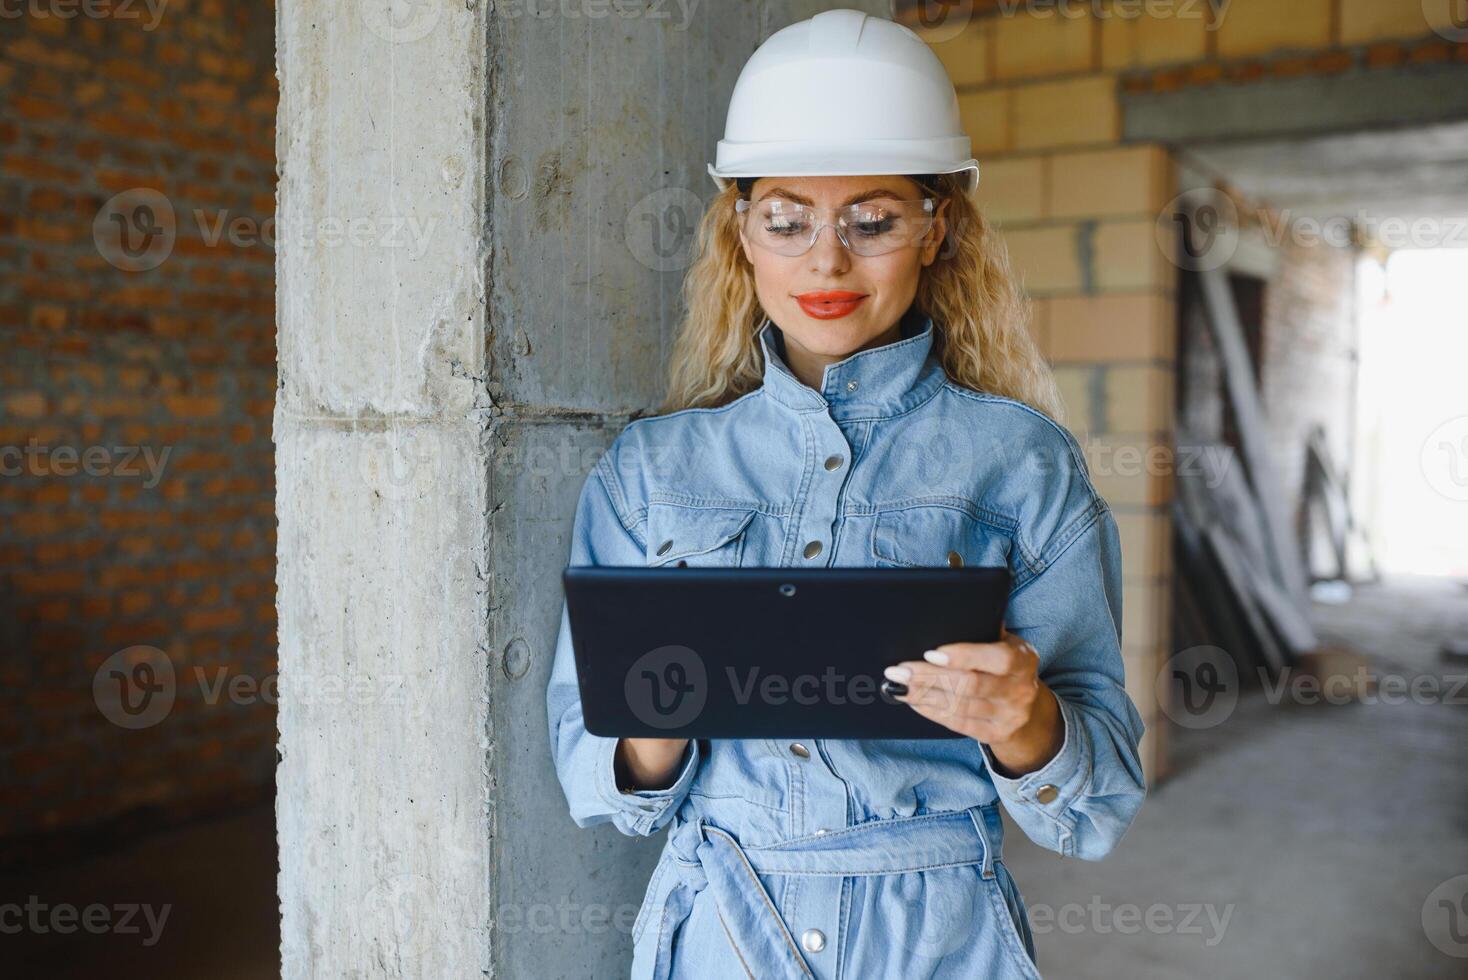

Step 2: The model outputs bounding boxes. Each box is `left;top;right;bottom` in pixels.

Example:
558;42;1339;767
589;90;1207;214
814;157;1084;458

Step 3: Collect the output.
807;223;852;275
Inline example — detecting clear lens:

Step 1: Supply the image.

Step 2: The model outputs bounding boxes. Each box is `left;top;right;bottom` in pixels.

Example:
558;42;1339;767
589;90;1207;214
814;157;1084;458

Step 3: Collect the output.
738;197;936;256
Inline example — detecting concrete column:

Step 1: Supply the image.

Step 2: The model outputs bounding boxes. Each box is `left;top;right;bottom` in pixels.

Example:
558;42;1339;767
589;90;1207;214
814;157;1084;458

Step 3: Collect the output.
276;2;886;977
274;2;490;977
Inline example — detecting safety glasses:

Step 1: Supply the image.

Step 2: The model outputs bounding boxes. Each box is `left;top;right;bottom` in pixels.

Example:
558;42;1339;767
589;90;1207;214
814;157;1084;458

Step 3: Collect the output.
735;195;938;257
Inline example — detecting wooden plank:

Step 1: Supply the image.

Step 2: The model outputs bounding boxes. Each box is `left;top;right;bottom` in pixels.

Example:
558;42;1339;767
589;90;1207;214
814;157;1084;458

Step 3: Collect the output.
1304;426;1349;580
1174;460;1291;674
1173;500;1267;673
1196;265;1315;616
1204;525;1291;674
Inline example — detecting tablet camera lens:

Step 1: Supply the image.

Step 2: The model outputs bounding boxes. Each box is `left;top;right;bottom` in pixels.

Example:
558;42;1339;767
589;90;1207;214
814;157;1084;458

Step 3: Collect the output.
779;583;796;597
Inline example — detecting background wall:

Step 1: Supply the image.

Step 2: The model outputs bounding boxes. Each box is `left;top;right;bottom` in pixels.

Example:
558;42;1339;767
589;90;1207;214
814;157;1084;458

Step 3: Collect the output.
1258;238;1359;516
904;0;1468;781
0;0;278;856
487;4;895;975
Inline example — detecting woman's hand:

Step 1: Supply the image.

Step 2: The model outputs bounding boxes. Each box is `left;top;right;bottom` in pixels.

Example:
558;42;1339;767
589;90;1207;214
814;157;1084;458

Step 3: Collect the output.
883;629;1064;778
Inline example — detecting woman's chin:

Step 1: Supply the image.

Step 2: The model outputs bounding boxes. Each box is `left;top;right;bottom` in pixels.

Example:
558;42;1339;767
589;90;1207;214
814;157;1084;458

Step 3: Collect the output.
784;320;882;359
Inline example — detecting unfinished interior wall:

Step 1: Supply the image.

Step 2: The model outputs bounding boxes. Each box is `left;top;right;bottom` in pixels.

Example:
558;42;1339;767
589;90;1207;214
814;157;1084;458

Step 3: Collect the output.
275;2;882;976
916;8;1178;781
1258;237;1360;522
1174;213;1362;595
910;0;1468;782
0;0;277;858
486;5;890;975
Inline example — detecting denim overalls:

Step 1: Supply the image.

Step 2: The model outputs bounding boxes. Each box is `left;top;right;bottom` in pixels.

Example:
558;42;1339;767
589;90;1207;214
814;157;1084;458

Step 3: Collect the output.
546;303;1147;978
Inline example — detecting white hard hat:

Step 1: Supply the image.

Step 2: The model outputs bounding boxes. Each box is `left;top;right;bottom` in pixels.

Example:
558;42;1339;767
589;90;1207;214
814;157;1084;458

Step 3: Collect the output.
708;8;979;194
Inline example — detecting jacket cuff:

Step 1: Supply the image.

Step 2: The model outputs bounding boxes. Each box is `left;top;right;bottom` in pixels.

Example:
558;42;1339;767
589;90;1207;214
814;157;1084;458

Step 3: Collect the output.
594;736;700;835
981;696;1091;846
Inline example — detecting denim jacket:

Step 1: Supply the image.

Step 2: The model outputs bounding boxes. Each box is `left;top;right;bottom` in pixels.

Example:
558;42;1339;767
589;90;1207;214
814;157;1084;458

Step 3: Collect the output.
546;304;1147;979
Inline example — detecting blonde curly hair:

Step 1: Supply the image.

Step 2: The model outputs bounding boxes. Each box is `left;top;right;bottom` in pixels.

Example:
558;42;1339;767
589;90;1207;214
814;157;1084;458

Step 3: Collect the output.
657;171;1064;423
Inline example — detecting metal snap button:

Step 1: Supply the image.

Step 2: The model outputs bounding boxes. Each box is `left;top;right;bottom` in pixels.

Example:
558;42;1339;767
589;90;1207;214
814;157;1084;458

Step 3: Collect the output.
802;540;822;559
823;454;843;471
845;379;858;392
1036;783;1059;804
788;742;810;759
801;928;827;953
947;550;963;568
656;539;673;556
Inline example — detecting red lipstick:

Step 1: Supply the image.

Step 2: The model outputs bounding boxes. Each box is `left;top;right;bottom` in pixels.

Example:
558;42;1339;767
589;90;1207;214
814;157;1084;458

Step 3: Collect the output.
795;290;867;320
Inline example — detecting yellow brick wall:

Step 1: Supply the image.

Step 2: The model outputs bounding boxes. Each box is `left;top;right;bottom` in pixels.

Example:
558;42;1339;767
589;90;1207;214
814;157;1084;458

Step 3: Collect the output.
1338;0;1459;44
1214;0;1334;58
1100;7;1209;69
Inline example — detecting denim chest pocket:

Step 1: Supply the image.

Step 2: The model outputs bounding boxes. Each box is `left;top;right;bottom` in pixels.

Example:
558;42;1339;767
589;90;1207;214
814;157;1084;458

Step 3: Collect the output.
644;503;757;567
870;505;1014;569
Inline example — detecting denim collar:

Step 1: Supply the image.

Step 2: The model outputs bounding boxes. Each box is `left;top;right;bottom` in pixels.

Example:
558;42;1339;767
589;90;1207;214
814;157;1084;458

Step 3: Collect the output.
757;304;947;421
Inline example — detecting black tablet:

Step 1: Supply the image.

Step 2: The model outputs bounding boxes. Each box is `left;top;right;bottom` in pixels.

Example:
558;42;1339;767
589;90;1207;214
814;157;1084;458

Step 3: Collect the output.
562;565;1011;739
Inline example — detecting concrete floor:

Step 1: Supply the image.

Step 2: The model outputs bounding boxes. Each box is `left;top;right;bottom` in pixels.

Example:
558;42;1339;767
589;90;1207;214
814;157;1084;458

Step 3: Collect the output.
3;574;1463;978
0;804;278;979
1002;573;1468;979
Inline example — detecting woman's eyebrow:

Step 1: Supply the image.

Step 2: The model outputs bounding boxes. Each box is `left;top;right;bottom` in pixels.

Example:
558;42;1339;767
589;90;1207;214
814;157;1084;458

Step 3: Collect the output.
757;187;902;207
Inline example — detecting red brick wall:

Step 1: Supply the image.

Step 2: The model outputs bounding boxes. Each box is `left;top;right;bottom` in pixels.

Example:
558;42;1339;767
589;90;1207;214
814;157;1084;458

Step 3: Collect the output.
0;0;277;853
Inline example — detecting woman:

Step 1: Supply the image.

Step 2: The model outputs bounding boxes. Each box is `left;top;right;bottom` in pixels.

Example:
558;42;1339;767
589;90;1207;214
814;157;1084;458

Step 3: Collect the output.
546;9;1146;978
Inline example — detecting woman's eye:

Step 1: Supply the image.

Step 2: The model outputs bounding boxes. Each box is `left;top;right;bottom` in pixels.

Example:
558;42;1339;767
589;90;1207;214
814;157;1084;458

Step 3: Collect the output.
852;216;897;237
764;219;809;237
